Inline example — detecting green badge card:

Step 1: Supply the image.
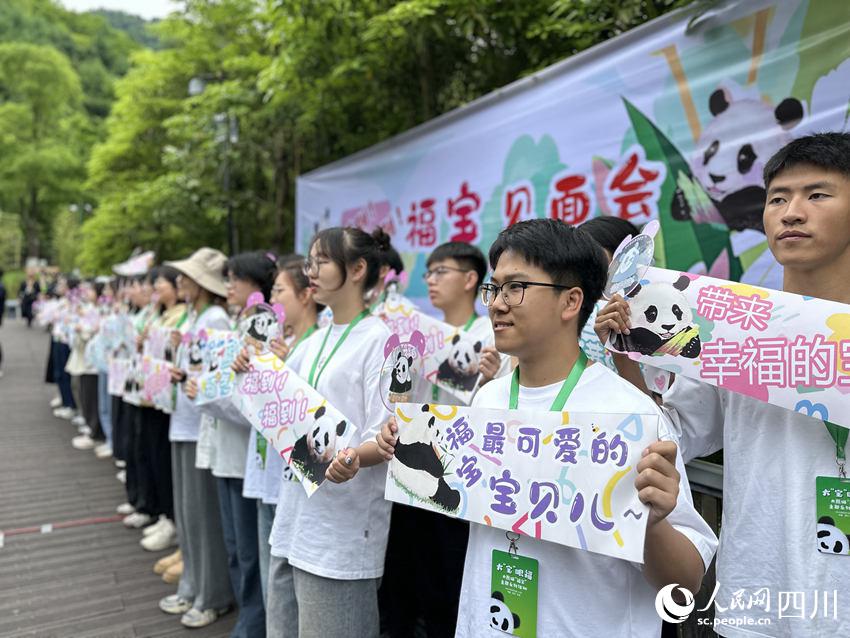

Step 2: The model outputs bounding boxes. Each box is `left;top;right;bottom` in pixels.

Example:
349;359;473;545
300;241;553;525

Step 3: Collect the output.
490;550;538;638
816;476;850;556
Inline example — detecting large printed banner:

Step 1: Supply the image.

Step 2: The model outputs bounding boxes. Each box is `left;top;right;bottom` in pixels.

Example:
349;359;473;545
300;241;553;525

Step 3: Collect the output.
381;295;491;403
386;403;659;562
608;266;850;430
230;352;357;496
297;0;850;312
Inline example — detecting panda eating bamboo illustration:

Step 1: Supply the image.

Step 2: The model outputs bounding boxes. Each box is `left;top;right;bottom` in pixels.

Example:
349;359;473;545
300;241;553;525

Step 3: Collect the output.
612;274;701;359
390;404;461;512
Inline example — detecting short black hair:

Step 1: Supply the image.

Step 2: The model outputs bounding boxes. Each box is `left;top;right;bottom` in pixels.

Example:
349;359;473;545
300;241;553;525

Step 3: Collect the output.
580;216;639;256
426;241;487;290
225;251;277;302
763;132;850;189
310;226;390;292
489;219;607;331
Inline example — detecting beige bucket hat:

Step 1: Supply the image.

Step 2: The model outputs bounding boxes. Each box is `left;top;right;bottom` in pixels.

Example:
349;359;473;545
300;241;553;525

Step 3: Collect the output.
165;247;228;298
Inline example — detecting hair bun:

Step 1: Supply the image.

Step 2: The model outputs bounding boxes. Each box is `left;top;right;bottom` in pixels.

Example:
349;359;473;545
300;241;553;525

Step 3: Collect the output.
371;227;392;252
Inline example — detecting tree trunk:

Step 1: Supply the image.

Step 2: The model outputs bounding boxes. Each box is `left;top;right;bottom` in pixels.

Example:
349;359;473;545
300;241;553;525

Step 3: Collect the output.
25;186;39;258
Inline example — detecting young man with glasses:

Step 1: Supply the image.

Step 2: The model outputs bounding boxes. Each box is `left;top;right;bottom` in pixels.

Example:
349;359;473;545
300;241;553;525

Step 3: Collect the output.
375;219;716;636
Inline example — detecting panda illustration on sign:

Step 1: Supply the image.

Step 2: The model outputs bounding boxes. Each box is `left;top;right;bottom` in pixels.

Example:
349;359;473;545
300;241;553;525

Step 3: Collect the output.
613;274;701;359
436;334;482;392
489;591;521;634
390;404;460;512
288;405;347;485
389;350;413;396
817;516;850;555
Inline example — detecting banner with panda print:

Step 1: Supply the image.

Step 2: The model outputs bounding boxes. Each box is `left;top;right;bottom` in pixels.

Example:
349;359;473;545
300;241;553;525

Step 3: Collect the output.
381;297;492;404
385;403;659;563
607;266;850;431
297;0;850;317
230;351;357;496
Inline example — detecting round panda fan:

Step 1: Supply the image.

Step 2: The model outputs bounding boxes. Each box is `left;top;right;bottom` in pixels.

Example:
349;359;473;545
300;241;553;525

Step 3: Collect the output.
603;220;659;299
378;330;427;413
237;292;286;356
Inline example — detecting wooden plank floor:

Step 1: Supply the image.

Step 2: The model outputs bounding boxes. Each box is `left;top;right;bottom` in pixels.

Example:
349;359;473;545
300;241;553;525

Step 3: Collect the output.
0;318;235;638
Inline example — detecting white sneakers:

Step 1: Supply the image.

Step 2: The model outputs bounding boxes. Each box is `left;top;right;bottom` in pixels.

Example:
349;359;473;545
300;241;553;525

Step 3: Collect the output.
122;512;153;529
94;443;113;459
115;469;126;484
50;396;62;408
71;415;86;428
116;502;135;515
159;594;192;615
141;517;178;552
71;434;95;450
114;459;127;469
180;607;228;628
53;407;75;420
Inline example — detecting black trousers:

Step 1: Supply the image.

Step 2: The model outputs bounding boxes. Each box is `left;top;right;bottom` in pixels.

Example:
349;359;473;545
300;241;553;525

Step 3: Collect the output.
133;406;173;519
379;503;469;637
78;374;103;440
121;402;140;508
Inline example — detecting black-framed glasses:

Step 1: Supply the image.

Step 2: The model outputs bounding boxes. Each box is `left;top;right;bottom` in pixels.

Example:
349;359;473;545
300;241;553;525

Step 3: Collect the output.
422;266;472;281
480;281;571;307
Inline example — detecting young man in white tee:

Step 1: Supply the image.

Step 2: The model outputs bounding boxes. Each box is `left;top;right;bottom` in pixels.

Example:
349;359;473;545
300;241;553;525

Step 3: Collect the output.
597;132;850;637
375;219;717;636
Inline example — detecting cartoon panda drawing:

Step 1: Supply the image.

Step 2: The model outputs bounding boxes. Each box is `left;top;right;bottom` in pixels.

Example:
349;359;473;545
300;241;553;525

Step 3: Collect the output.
817;516;850;555
683;86;804;233
289;406;347;484
390;404;461;512
389;350;413;396
436;334;482;392
188;336;205;372
613;274;701;359
489;591;521;634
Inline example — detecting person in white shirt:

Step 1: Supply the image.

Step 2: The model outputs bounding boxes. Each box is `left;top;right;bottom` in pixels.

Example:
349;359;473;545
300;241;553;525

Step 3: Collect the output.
371;218;717;637
158;248;234;629
235;254;322;605
265;227;393;638
597;132;850;637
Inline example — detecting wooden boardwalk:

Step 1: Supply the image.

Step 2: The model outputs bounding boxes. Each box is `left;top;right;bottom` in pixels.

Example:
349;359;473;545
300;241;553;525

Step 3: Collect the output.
0;318;235;638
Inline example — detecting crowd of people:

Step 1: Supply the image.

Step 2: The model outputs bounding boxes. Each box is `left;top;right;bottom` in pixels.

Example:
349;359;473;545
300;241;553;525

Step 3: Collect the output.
23;132;850;637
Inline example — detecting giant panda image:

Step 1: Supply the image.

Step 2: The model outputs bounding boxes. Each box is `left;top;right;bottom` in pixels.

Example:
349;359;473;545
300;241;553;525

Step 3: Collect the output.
489;591;521;634
389;349;413;396
613;274;701;359
436;334;482;392
817;516;850;555
680;86;803;233
289;406;347;484
390;404;460;512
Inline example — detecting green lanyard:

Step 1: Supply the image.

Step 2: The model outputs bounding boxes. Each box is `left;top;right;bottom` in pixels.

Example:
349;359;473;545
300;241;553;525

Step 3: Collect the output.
509;350;588;411
825;421;848;477
286;324;318;362
307;310;370;388
432;313;478;401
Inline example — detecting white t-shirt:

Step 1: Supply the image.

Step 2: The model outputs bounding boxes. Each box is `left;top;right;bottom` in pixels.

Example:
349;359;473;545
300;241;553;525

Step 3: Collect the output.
269;315;392;580
663;376;850;638
455;363;718;638
243;336;311;503
169;305;231;442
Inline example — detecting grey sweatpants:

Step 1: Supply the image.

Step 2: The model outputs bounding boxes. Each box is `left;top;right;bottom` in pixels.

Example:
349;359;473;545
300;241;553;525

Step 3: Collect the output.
171;441;233;611
266;555;379;638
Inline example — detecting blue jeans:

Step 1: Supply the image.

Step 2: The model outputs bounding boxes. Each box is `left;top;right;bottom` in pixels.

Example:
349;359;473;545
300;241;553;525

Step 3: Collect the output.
97;372;112;445
257;501;276;604
217;477;265;638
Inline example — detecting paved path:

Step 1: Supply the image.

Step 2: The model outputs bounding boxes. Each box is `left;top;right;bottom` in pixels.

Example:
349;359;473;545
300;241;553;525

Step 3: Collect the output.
0;318;234;638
